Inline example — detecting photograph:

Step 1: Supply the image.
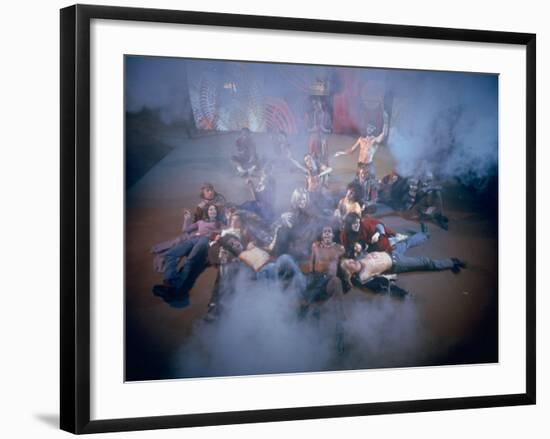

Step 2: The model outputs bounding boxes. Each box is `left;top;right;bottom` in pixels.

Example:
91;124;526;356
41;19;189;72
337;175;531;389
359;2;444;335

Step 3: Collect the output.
124;56;499;381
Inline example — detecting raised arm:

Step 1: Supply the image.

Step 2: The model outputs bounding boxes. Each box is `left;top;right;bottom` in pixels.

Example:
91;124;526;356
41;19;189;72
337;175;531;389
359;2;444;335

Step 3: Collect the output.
288;156;308;174
181;209;193;233
374;111;389;144
334;138;360;157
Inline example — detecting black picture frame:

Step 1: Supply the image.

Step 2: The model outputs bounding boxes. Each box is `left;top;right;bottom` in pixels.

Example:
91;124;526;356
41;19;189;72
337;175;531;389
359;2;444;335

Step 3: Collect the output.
60;4;536;434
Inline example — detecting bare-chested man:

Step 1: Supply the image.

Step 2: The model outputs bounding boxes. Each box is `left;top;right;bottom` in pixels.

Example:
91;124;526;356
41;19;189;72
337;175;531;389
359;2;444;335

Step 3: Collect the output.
302;226;346;315
340;231;466;288
334;111;389;178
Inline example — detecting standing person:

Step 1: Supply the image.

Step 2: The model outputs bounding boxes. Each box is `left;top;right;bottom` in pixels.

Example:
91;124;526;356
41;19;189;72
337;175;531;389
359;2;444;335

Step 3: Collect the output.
288;153;332;212
334;110;389;178
307;96;332;166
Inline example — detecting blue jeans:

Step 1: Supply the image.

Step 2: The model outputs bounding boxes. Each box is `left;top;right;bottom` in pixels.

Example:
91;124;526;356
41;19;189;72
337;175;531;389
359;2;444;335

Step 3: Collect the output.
391;232;454;273
257;254;307;292
163;235;209;287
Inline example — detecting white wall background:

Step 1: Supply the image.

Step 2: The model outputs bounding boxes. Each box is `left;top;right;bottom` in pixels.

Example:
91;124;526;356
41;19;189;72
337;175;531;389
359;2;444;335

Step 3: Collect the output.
0;0;546;437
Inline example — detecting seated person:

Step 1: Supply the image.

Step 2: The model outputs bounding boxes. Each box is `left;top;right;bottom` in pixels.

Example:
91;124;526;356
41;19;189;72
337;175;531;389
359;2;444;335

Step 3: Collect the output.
334;182;362;221
353;163;378;212
239;164;276;223
413;171;449;230
340;212;395;257
301;226;345;316
153;204;222;302
231;127;259;177
194;182;227;222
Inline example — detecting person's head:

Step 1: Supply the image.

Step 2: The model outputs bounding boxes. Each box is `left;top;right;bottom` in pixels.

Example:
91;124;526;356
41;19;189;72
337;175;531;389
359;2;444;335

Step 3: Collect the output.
200;182;216;201
205;204;218;221
345;182;360;202
241;127;251;137
219;234;244;257
344;212;361;233
358;164;369;181
290;187;310;211
229;213;242;229
321;225;334;245
340;258;362;275
304;153;315;171
365;123;377;136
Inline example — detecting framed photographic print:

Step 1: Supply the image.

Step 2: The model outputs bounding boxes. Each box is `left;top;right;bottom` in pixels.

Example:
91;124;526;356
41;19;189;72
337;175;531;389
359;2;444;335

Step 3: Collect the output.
60;4;536;434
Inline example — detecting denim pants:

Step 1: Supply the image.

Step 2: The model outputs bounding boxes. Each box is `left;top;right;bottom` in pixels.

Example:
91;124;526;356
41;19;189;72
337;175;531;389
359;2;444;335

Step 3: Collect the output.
257;254;307;292
163;235;209;287
391;232;454;273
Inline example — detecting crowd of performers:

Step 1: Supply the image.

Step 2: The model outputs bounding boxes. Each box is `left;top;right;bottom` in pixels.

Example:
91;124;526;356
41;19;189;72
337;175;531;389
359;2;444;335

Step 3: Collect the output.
151;108;463;322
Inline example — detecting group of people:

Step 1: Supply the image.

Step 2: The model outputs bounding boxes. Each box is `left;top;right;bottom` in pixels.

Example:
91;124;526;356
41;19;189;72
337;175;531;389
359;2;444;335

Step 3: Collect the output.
150;111;464;321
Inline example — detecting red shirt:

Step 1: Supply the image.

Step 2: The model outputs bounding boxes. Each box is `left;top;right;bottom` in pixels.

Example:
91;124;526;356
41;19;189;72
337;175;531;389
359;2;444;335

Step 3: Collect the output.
359;217;394;253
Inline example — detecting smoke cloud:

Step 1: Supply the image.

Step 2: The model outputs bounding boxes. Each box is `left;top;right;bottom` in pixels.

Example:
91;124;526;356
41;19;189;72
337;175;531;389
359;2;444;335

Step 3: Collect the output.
385;71;498;185
172;272;431;378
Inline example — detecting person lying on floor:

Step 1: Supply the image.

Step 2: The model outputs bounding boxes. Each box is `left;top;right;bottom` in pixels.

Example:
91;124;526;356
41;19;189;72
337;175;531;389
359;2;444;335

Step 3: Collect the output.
339;230;466;297
152;204;222;304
